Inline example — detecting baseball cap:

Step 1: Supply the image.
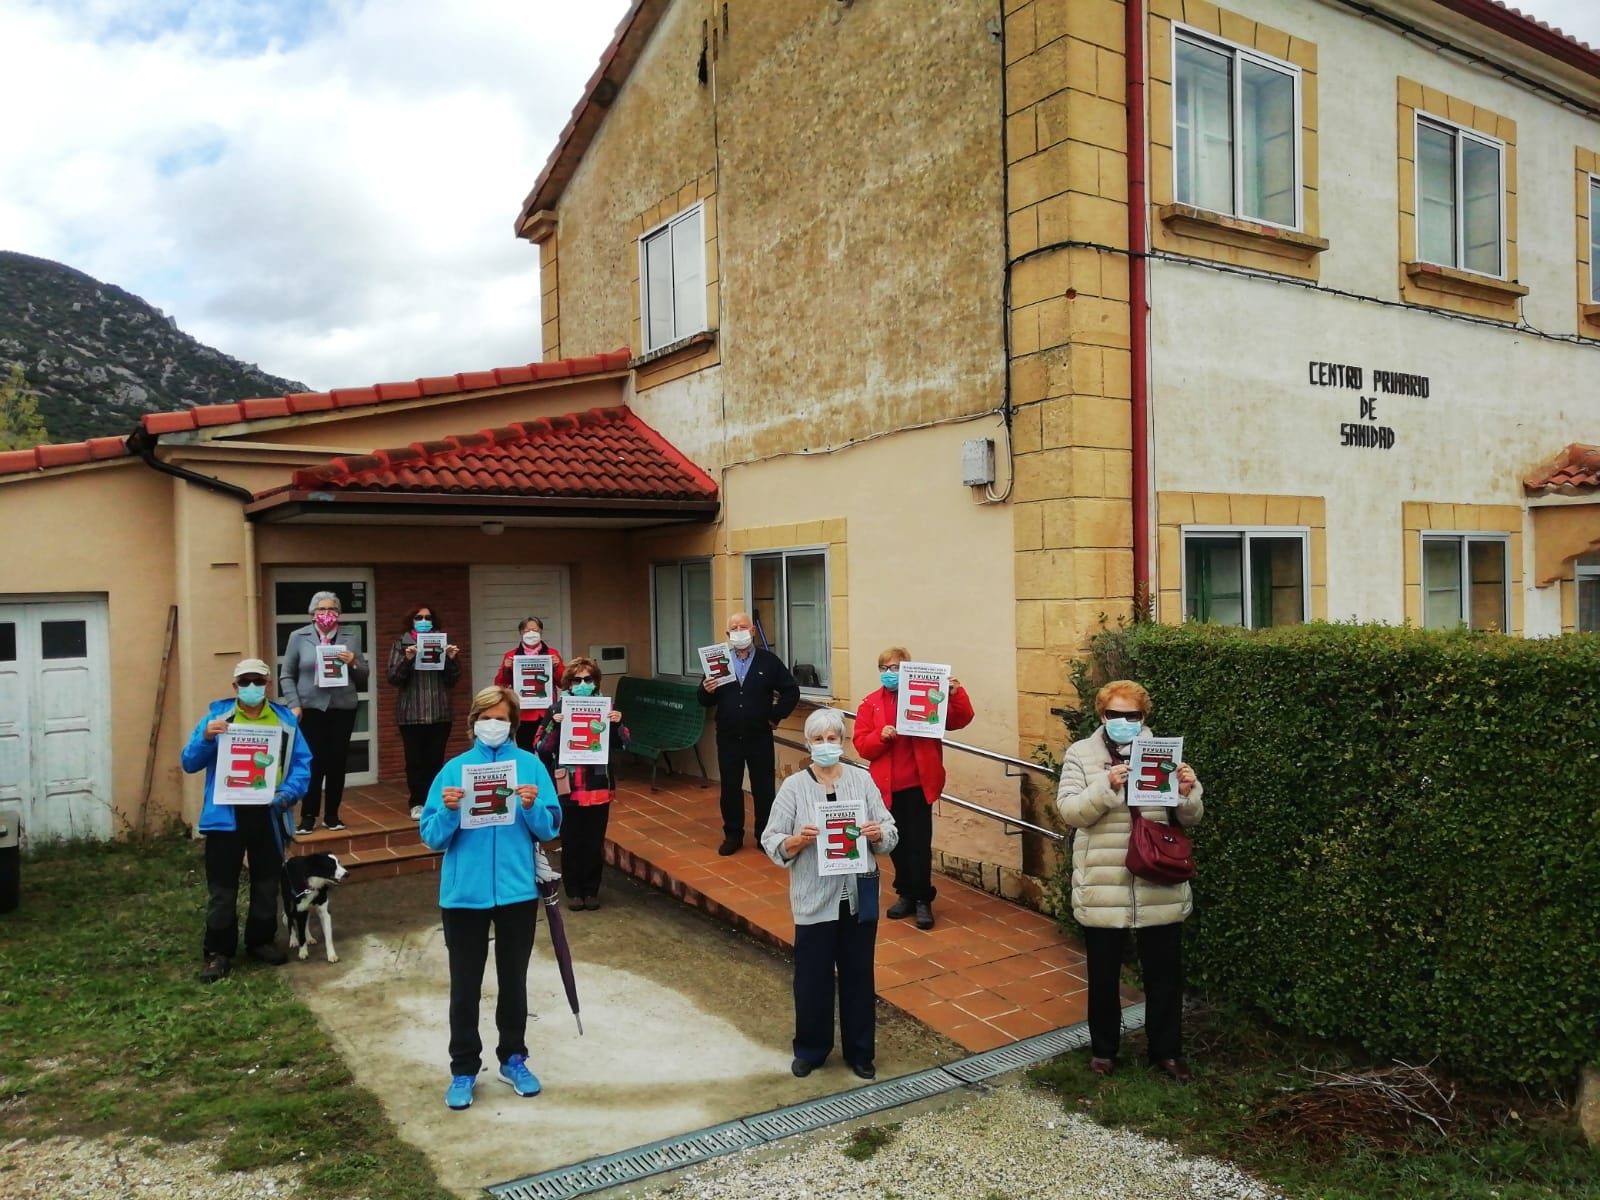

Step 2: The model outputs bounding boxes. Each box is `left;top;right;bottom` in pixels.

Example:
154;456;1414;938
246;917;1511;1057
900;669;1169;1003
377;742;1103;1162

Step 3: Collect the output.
233;658;272;680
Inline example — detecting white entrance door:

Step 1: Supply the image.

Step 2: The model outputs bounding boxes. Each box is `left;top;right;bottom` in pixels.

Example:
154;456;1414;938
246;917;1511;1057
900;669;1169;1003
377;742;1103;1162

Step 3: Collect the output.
0;598;112;844
269;570;378;787
469;567;571;693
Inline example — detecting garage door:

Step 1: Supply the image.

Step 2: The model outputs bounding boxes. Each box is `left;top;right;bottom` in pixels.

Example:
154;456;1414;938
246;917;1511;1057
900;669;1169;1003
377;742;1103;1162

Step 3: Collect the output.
0;598;112;844
469;567;570;693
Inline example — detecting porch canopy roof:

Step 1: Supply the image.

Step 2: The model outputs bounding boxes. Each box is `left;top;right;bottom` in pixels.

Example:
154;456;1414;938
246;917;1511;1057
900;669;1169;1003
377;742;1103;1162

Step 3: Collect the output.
1524;443;1600;584
245;405;719;530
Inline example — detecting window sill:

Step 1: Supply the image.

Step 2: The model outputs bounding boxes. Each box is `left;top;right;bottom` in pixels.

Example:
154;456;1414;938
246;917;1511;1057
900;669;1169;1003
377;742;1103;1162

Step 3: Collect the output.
630;329;717;370
1404;261;1529;305
1157;204;1329;263
1581;302;1600;328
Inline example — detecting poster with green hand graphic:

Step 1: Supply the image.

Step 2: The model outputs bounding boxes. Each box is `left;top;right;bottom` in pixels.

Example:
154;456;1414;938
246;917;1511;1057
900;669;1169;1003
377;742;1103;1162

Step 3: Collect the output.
1129;736;1184;807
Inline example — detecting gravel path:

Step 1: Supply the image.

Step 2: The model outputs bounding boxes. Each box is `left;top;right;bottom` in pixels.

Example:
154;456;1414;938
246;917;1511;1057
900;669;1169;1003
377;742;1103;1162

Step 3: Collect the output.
0;1135;305;1200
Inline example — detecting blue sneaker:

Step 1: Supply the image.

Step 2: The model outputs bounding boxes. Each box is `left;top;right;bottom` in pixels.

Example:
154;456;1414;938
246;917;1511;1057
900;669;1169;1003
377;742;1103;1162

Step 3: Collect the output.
498;1054;541;1097
445;1074;475;1110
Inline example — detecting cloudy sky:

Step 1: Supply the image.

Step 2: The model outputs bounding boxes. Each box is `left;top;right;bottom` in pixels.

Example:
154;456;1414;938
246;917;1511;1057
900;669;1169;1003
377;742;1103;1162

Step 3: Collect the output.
0;0;1597;393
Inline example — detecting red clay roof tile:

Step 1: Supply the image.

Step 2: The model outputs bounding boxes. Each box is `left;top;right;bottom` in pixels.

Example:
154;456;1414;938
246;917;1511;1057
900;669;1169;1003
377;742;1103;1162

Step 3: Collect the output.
193;404;244;427
1525;444;1600;495
143;411;197;435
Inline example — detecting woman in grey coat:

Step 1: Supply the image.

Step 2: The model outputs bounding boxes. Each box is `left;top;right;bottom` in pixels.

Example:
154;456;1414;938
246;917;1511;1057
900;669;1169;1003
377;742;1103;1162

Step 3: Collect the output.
279;590;370;831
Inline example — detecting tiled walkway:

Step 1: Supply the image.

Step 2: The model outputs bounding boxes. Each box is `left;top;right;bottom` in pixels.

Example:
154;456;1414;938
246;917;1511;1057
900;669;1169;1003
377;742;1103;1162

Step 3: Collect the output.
305;771;1100;1054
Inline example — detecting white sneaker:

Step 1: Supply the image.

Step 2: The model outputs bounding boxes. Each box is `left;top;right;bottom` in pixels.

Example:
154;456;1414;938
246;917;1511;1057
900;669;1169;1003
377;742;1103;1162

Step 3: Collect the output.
410;806;423;820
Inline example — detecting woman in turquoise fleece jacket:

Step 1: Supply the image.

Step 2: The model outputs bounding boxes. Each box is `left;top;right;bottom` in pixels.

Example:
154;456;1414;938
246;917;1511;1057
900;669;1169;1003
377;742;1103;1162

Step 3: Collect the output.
421;685;561;1111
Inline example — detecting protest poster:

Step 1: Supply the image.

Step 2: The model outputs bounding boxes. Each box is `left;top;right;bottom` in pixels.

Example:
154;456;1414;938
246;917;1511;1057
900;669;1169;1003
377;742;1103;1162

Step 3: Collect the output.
816;798;870;876
559;697;612;765
460;761;518;829
511;654;555;713
697;642;736;689
315;644;350;688
415;632;447;671
894;661;953;739
215;727;282;805
1128;736;1185;807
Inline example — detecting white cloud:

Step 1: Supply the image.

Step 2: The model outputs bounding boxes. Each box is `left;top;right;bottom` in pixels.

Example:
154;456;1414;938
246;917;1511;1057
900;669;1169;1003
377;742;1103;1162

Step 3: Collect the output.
0;0;631;391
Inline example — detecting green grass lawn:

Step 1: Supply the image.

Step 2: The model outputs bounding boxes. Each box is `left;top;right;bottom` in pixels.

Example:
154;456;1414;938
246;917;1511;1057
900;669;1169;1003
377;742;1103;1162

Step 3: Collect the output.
1029;1002;1600;1200
0;833;452;1199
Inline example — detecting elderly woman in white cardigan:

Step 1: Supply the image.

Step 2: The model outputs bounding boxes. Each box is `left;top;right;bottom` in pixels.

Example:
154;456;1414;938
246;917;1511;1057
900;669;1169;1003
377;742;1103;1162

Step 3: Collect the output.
762;707;897;1082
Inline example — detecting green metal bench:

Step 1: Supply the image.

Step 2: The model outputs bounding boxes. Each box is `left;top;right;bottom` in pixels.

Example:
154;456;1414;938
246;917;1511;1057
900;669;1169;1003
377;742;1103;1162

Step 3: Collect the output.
613;676;709;791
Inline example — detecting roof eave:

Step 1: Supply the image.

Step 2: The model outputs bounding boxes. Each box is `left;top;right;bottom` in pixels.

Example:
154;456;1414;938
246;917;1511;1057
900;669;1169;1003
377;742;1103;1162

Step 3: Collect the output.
245;488;719;524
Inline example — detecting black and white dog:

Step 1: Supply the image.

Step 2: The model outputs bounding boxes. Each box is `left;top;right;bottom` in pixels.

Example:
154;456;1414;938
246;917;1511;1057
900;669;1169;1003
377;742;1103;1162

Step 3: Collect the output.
283;853;348;962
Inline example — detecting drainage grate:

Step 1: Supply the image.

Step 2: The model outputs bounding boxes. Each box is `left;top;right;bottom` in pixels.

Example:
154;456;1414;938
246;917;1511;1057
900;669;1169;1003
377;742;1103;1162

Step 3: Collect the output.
742;1067;960;1140
944;1003;1144;1082
490;1121;760;1200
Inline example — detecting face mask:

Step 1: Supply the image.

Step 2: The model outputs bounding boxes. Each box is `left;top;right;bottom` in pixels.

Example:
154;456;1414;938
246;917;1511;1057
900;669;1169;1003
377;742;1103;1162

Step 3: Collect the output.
880;670;900;691
413;619;433;633
569;681;597;697
521;631;542;648
313;611;339;631
727;629;753;650
236;684;266;707
475;718;511;748
1105;717;1142;745
810;742;843;767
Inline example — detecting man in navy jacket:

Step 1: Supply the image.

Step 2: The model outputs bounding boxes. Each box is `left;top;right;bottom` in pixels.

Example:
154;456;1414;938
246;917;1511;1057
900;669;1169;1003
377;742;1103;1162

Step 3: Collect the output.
696;612;800;855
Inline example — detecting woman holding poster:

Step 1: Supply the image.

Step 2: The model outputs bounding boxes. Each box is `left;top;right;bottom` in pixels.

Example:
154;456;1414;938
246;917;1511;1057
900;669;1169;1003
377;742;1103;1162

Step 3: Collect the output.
1055;680;1202;1083
386;603;462;820
851;646;974;930
761;709;897;1081
420;685;561;1112
493;616;566;754
279;591;369;832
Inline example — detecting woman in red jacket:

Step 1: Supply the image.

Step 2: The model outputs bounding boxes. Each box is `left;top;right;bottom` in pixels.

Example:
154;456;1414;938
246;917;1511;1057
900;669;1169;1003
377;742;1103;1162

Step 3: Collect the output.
851;646;974;930
493;616;566;753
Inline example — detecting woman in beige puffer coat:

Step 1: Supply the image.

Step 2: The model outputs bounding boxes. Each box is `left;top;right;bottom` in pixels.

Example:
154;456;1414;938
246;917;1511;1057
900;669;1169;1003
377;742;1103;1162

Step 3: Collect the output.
1056;679;1202;1081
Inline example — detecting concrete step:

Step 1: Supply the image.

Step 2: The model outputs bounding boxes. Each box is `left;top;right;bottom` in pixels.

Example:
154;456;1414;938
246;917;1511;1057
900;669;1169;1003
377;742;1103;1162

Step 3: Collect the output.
290;812;439;881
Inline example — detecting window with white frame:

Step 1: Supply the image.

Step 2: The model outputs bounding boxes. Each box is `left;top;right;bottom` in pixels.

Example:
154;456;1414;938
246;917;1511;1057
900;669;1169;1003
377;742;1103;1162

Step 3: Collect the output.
1173;28;1300;228
745;548;830;692
1576;554;1600;632
1183;529;1308;628
1421;533;1509;631
1590;176;1600;303
1415;116;1504;277
639;205;706;352
651;558;714;677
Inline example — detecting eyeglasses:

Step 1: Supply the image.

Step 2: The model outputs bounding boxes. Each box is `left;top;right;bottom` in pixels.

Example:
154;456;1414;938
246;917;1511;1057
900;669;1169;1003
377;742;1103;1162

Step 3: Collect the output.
1103;709;1144;721
235;676;269;687
570;676;594;684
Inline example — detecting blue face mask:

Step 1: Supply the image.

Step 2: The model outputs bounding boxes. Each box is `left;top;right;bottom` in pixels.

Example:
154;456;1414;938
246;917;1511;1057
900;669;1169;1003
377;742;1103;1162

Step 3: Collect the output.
237;684;267;708
413;619;433;633
569;681;597;697
880;670;900;691
1105;717;1142;745
810;742;844;767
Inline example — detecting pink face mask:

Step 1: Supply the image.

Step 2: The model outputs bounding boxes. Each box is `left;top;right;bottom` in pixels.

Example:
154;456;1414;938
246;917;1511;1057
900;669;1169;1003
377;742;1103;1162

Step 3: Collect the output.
313;611;339;632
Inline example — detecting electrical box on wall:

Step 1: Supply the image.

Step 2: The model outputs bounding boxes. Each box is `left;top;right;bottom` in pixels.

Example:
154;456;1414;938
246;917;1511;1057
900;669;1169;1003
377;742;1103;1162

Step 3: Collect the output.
961;438;996;487
590;644;629;675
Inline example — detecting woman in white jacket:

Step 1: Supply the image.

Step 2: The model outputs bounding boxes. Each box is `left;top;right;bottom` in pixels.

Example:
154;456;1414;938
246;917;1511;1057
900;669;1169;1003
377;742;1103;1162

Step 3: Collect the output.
1056;680;1202;1082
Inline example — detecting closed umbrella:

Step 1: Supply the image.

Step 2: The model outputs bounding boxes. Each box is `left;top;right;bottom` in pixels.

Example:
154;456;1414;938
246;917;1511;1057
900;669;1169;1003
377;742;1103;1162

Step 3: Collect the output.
534;846;583;1034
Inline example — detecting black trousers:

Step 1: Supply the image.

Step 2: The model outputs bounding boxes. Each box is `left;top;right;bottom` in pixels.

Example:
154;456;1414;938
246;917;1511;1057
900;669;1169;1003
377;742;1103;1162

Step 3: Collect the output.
559;800;610;899
717;729;775;840
203;807;282;958
441;900;539;1077
298;706;357;824
399;721;452;809
1082;922;1185;1062
888;787;937;901
793;901;879;1067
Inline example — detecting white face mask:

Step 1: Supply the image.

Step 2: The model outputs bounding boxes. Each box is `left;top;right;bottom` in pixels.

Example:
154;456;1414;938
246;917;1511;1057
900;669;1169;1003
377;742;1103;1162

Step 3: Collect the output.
475;718;511;748
521;631;542;648
727;629;753;649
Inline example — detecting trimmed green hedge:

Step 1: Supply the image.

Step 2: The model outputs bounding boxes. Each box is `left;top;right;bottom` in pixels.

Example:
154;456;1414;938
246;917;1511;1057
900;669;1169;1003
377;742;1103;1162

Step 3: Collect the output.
1067;621;1600;1086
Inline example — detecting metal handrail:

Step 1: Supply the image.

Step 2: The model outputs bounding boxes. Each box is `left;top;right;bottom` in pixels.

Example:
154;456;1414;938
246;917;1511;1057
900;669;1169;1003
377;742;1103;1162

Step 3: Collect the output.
772;733;1066;844
809;702;1057;778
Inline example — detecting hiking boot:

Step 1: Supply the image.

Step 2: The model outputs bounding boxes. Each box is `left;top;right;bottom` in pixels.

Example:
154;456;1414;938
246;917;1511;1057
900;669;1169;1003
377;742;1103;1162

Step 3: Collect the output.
247;943;288;965
445;1074;476;1110
498;1054;542;1097
198;953;231;984
886;897;915;920
914;901;934;930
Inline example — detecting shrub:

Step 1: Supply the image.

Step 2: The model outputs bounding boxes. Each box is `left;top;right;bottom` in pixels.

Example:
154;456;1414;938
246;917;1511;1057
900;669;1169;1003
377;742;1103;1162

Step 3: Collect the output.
1054;621;1600;1086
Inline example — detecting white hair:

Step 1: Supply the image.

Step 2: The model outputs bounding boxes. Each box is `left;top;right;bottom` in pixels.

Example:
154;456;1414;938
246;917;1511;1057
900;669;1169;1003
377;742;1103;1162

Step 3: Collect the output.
803;707;846;743
308;591;341;614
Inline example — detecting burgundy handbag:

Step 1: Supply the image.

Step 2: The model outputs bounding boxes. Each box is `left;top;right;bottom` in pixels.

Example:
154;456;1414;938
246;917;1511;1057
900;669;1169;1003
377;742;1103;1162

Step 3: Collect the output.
1125;807;1195;884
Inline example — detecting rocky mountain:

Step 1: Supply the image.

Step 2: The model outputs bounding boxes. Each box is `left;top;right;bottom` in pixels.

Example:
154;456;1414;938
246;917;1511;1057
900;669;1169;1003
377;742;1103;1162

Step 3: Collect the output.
0;251;308;443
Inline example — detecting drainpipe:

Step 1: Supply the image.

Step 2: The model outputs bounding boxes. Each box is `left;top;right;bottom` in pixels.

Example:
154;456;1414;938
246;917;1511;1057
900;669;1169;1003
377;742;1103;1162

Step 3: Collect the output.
1126;0;1152;605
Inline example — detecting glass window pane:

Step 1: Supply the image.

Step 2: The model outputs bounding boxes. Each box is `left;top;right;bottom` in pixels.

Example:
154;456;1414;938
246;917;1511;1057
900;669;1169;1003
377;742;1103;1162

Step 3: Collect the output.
352;700;369;735
274;581;367;617
1417;122;1457;267
785;553;829;690
1184;535;1245;626
40;620;87;659
683;561;714;662
1467;539;1507;632
1240;58;1296;226
1175;37;1234;214
0;623;14;662
344;740;369;777
671;210;705;337
1578;576;1600;633
643;227;676;350
1249;536;1305;627
653;563;685;676
748;555;783;659
1589;180;1599;304
1461;135;1502;276
1422;538;1464;629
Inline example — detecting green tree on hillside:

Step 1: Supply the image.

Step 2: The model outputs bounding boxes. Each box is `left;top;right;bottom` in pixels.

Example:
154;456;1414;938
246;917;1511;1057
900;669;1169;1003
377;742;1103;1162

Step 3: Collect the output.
0;364;49;450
